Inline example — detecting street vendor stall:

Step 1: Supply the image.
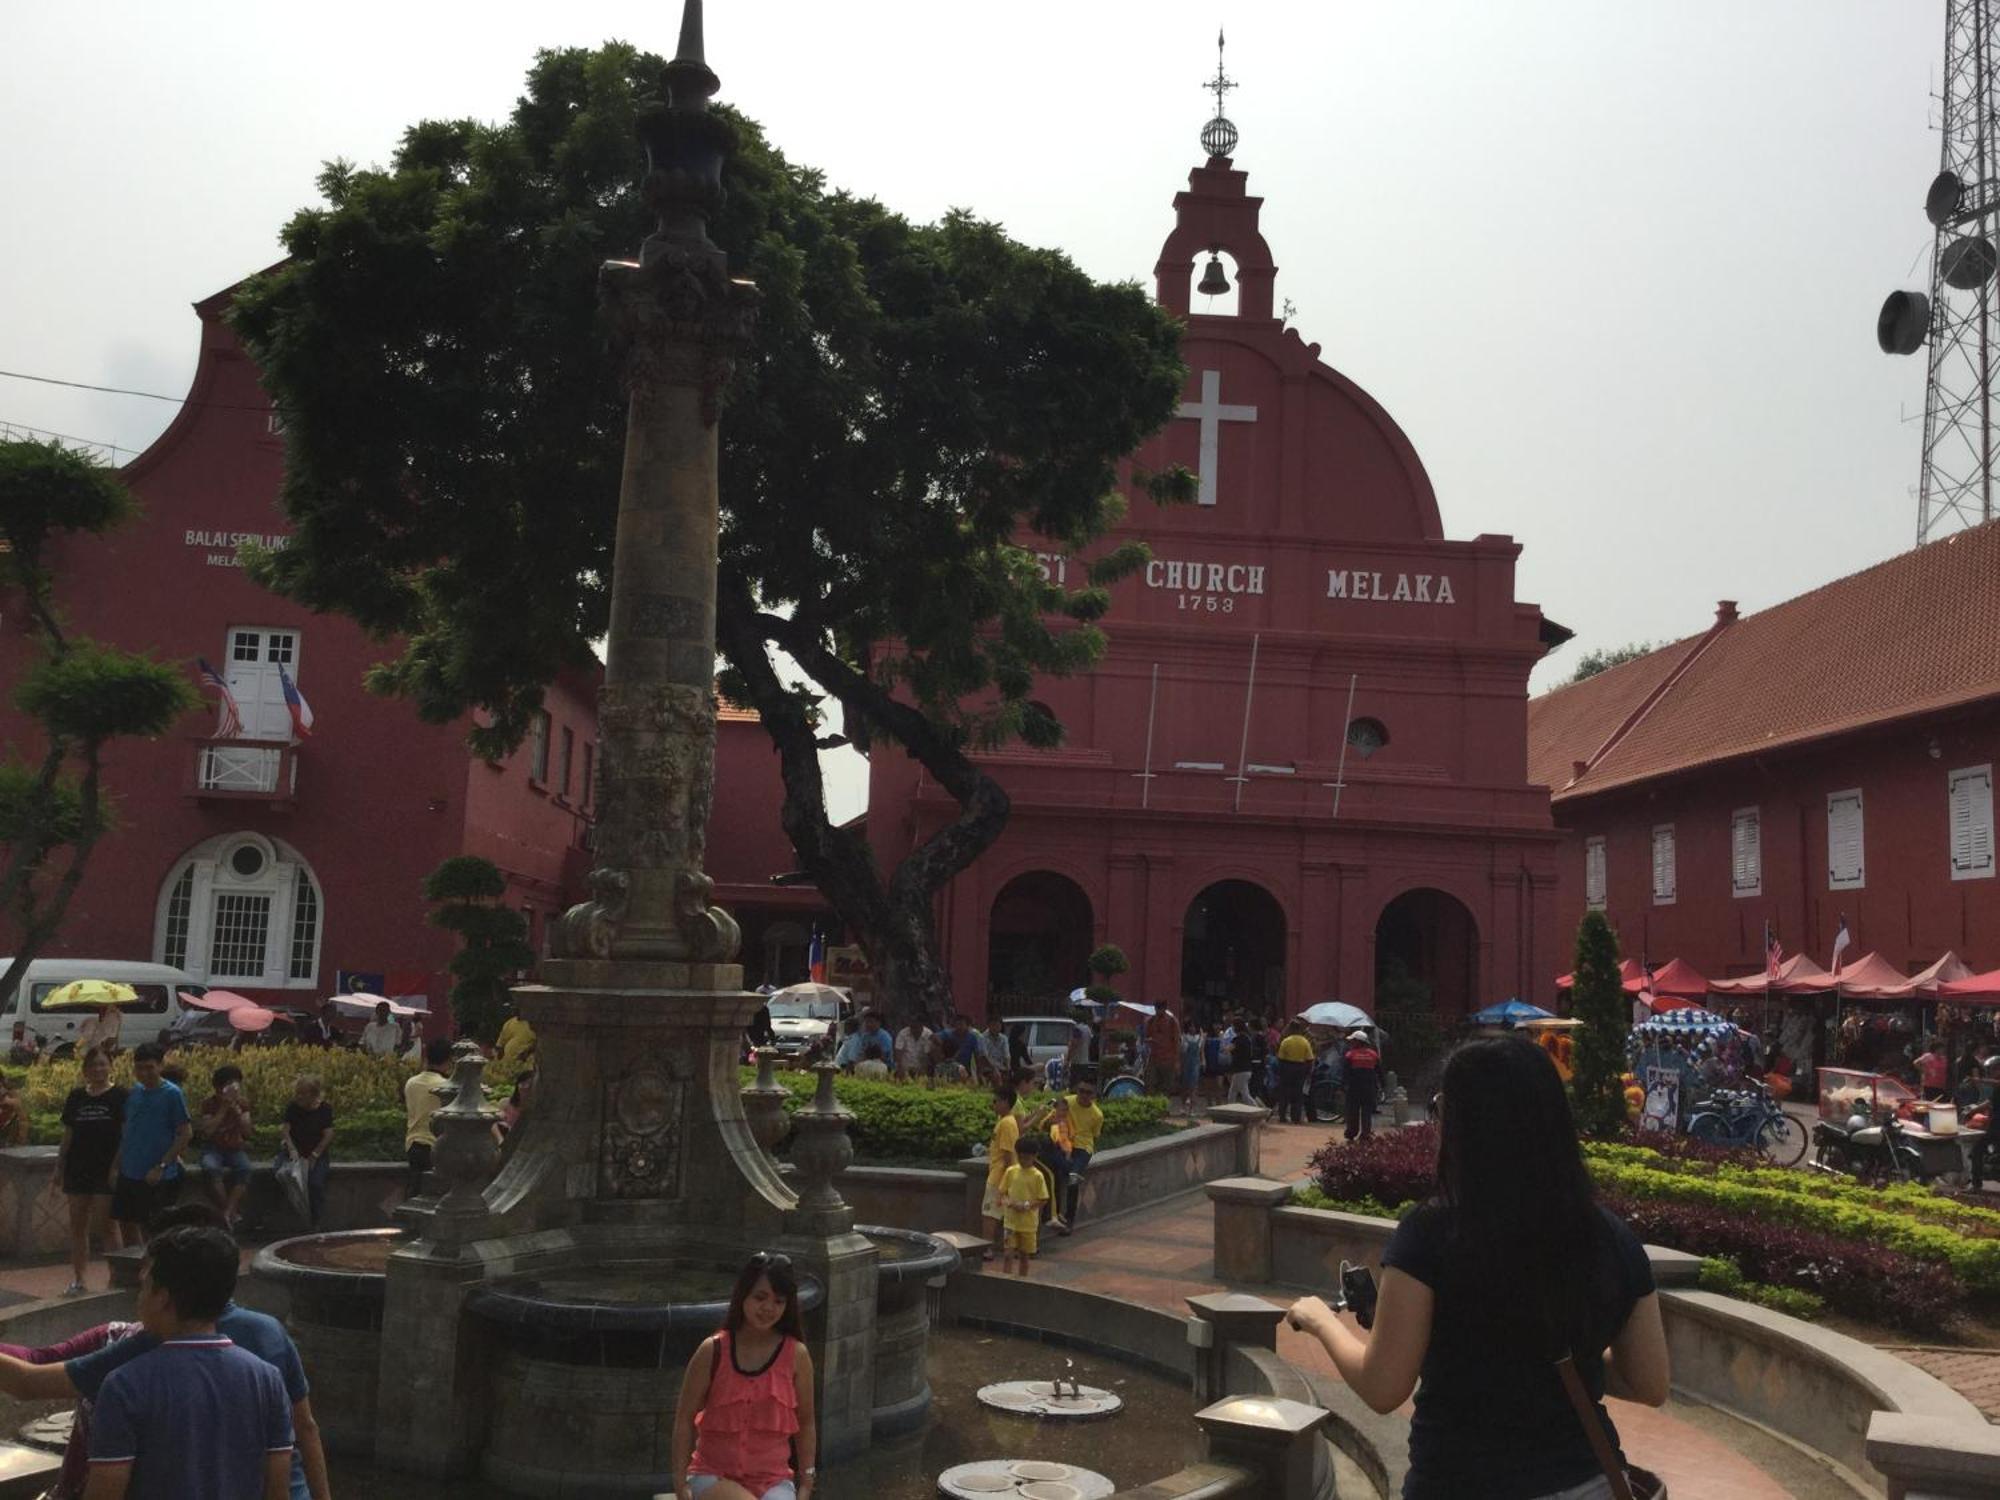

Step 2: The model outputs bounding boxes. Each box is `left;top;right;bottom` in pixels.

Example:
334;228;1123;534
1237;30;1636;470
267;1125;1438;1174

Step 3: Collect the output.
1817;1064;1980;1182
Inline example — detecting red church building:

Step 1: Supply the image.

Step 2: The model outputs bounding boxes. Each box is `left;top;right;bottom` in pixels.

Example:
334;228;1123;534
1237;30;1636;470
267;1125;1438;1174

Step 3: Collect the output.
1528;525;2000;984
0;284;597;1012
860;149;1570;1023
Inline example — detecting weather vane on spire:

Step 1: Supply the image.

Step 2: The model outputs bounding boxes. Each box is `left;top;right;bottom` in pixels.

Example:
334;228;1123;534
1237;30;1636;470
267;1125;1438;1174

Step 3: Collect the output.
1201;28;1240;159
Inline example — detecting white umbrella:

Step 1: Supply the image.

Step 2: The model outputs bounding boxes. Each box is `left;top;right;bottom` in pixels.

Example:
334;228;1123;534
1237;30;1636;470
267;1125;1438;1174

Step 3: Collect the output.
1112;1000;1158;1017
1299;1001;1374;1030
767;982;848;1007
329;993;426;1018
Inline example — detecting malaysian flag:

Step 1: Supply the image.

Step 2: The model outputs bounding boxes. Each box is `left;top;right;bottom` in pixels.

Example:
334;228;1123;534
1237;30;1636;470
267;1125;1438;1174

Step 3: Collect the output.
1764;922;1782;981
195;659;242;739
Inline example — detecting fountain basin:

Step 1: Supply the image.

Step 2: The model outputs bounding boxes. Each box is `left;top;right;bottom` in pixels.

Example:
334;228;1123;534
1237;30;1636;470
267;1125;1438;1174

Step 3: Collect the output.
251;1224;958;1492
858;1224;961;1436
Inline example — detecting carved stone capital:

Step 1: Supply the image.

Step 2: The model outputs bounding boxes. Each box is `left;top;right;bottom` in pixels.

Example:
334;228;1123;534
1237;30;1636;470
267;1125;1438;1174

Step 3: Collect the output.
600;250;759;423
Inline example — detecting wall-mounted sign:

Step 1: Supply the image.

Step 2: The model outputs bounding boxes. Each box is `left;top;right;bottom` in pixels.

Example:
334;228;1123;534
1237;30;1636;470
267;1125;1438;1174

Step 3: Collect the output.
1326;569;1456;605
184;531;291;569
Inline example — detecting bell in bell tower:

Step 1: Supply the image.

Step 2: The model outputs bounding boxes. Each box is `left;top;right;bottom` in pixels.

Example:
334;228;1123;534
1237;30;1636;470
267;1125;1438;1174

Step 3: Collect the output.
1155;30;1277;321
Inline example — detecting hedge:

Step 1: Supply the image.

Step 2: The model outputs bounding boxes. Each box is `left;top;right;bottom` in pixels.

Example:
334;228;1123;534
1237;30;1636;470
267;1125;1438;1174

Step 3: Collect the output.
7;1045;527;1165
753;1071;1174;1165
1695;1256;1826;1321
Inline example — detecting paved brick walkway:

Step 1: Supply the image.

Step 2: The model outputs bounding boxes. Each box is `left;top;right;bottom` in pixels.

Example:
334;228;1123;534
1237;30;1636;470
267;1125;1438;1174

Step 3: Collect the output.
1029;1117;1805;1499
1892;1348;2000;1421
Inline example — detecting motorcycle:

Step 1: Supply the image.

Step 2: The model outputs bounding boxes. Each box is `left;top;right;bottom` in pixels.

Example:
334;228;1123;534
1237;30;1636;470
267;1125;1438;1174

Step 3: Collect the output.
1813;1106;1933;1184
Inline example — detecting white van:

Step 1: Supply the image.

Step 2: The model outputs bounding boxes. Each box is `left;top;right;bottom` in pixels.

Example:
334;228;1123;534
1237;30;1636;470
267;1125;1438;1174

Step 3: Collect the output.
0;959;197;1054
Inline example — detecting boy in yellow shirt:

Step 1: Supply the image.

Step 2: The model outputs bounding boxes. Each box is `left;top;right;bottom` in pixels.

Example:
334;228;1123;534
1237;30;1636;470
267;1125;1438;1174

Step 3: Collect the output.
1001;1136;1051;1275
981;1087;1022;1257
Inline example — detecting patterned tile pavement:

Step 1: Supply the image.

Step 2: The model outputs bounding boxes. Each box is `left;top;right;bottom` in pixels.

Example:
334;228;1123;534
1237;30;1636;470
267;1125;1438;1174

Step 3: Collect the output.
1889;1349;2000;1421
1025;1117;1815;1499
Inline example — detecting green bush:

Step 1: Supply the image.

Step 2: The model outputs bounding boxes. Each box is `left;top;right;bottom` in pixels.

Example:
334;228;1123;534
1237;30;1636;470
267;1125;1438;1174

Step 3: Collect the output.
753;1071;1172;1164
1697;1255;1825;1321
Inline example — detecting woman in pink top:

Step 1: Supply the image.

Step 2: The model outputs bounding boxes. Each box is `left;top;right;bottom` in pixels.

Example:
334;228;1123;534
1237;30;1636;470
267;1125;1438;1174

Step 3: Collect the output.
672;1251;818;1500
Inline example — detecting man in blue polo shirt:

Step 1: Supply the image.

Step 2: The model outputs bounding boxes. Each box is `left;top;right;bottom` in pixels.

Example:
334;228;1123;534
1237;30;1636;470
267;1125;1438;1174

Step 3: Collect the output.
0;1204;329;1500
80;1224;291;1499
109;1044;191;1239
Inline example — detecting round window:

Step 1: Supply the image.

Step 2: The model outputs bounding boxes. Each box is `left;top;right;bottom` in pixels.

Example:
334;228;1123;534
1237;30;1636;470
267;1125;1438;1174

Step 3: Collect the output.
229;843;267;879
1346;718;1389;759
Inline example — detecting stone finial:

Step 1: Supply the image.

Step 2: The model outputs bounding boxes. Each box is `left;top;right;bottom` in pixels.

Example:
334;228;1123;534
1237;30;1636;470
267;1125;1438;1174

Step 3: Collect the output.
428;1054;503;1223
742;1049;791;1155
786;1062;855;1231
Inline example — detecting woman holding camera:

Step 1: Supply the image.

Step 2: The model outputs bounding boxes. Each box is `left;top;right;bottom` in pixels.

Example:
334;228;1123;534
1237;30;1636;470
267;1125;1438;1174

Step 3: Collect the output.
1288;1036;1670;1500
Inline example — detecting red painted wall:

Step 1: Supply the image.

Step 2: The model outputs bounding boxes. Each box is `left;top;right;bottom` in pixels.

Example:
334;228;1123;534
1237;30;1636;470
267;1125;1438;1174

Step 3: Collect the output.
0;287;593;1011
864;156;1563;1021
1547;705;2000;981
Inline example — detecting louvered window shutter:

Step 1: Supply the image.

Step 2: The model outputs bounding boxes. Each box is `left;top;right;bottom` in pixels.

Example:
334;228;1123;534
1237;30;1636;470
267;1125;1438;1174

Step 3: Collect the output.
1828;791;1865;890
1950;767;1995;880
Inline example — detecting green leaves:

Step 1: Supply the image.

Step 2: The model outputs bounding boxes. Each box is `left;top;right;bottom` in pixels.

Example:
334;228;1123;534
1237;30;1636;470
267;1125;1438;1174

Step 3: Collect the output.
0;441;136;579
1568;910;1630;1137
423;854;533;1041
14;641;194;743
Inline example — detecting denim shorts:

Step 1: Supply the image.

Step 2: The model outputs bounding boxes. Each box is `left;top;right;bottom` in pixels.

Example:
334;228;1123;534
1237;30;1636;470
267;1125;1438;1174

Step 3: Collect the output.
200;1148;252;1185
685;1477;796;1500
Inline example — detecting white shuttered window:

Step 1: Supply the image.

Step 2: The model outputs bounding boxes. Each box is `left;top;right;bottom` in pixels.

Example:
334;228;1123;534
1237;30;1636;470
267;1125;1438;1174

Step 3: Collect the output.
1585;837;1607;910
1827;790;1865;890
1950;765;1995;881
1731;808;1761;897
1651;825;1676;905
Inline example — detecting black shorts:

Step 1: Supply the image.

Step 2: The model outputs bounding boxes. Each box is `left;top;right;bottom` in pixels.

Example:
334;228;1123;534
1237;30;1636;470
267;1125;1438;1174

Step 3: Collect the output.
110;1173;183;1226
62;1157;115;1198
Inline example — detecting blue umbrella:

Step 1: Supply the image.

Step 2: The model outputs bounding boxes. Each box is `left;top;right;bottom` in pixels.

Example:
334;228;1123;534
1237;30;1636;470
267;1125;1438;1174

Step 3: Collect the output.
1470;998;1555;1027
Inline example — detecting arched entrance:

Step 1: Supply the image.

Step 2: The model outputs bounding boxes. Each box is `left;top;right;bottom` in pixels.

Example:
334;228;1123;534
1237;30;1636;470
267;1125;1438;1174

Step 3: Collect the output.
987;872;1094;1010
1180;880;1286;1020
1374;888;1479;1018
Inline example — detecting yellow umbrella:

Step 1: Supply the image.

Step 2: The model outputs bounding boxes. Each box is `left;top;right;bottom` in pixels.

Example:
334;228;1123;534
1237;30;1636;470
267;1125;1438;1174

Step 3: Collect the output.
41;980;139;1009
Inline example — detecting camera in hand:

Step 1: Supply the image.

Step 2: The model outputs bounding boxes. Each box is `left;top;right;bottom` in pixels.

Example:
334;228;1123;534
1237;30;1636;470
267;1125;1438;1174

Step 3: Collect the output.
1338;1260;1378;1330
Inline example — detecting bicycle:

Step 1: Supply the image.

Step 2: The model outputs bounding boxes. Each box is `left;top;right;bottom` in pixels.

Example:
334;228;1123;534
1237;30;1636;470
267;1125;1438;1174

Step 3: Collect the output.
1685;1085;1809;1166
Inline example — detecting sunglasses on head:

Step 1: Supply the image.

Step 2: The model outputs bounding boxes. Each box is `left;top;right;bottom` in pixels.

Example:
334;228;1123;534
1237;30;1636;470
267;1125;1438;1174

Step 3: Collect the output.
749;1251;793;1273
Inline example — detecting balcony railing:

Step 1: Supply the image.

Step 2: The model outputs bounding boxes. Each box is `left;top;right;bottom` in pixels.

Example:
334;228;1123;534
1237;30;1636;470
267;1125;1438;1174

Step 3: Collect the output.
189;738;298;803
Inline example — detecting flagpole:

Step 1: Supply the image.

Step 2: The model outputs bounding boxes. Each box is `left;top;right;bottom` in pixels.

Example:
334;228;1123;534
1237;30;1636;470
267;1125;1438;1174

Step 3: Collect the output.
1229;633;1260;813
1135;663;1160;809
1328;672;1359;819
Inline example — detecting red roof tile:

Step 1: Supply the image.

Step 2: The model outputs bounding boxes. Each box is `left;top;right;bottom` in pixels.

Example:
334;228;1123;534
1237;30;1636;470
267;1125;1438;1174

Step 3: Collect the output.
1529;521;2000;800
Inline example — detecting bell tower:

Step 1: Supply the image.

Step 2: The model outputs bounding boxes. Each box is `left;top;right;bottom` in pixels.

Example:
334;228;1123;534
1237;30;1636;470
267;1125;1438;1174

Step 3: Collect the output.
1154;31;1278;321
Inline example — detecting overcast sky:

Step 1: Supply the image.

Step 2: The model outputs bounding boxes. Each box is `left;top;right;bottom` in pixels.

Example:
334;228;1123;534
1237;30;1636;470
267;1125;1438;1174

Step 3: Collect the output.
2;2;1951;816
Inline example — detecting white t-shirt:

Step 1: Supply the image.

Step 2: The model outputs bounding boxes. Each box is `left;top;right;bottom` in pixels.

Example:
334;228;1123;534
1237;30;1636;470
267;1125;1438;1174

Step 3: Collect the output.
360;1019;402;1057
894;1026;930;1065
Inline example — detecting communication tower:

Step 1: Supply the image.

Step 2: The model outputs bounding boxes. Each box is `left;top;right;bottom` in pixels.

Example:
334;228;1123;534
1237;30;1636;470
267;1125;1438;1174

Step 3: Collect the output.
1880;0;2000;543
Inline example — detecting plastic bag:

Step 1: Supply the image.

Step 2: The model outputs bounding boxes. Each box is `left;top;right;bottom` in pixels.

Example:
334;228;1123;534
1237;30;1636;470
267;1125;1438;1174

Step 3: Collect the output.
276;1155;311;1222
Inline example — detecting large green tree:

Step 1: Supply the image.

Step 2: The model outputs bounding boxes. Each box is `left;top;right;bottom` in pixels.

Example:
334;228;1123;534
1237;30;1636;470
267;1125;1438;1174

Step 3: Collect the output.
1568;909;1630;1136
229;44;1189;1019
0;441;198;1004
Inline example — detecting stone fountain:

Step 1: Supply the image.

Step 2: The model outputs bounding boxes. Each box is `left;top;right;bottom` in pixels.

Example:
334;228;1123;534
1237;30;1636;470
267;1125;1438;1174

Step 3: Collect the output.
344;3;897;1488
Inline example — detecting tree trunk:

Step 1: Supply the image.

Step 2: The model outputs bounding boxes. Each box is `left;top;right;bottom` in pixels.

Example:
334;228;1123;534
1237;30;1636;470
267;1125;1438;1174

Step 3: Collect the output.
715;587;1015;1024
0;745;104;1017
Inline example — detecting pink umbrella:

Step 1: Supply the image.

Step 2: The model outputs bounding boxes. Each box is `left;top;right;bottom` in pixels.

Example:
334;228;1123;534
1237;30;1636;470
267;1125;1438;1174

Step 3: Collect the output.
228;1006;276;1033
179;989;256;1012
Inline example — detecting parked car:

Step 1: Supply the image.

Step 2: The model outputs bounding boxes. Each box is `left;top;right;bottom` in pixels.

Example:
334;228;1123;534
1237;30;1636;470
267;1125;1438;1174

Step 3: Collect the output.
0;958;197;1055
765;986;852;1058
1001;1016;1087;1071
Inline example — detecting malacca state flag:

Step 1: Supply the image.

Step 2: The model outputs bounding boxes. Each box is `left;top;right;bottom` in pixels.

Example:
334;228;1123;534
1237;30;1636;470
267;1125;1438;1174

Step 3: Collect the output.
279;666;315;739
808;930;827;984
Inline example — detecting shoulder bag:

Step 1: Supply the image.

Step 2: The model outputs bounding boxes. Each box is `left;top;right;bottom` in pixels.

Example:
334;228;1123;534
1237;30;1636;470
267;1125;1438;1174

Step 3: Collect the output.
1553;1354;1668;1500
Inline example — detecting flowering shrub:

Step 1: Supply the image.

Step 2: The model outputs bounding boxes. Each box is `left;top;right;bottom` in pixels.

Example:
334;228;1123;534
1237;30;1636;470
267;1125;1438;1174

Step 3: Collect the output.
1612;1196;1965;1336
1307;1123;1439;1210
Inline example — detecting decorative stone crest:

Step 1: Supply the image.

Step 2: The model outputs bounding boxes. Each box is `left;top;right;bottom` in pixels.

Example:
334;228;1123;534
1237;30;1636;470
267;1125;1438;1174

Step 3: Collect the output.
599;1054;690;1199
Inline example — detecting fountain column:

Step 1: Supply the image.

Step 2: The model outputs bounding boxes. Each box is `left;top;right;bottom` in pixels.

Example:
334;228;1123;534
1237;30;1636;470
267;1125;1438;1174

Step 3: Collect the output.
373;0;878;1473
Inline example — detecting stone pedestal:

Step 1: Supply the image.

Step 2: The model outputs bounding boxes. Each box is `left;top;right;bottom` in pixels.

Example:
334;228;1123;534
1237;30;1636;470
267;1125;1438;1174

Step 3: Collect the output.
1207;1176;1293;1284
1186;1291;1287;1403
1205;1103;1271;1175
1194;1394;1331;1499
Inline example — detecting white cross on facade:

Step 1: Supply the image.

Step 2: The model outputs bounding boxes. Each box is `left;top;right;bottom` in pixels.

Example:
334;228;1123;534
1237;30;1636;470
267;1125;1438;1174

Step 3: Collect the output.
1176;369;1258;507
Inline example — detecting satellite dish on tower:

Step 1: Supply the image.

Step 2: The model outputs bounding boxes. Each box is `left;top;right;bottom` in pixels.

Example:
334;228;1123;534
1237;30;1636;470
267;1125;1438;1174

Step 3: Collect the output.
1927;170;1965;227
1877;290;1930;355
1941;235;1998;289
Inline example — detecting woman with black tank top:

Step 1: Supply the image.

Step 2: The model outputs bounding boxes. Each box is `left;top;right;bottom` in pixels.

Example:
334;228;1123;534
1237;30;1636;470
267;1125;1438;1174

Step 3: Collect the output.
1287;1036;1671;1500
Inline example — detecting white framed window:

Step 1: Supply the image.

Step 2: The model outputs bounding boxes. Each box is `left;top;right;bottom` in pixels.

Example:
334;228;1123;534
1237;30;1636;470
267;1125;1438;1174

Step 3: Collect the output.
1827;789;1865;890
152;832;324;988
1584;836;1607;910
1950;764;1995;881
1731;807;1762;898
529;711;551;785
1650;825;1676;905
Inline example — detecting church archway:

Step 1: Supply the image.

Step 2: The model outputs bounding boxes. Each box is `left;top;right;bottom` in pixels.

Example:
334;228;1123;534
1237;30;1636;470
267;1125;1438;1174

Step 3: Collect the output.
1180;880;1286;1021
987;871;1094;1011
1374;888;1479;1018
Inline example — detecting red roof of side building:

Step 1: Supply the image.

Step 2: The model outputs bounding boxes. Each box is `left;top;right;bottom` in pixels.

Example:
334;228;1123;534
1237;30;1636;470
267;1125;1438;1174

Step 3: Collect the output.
1529;520;2000;801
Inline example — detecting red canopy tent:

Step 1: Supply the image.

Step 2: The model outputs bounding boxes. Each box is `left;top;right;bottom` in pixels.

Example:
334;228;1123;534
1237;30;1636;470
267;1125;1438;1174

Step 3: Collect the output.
1647;958;1709;1000
1645;991;1705;1014
1709;954;1836;995
1555;958;1649;994
1940;968;2000;1005
1883;951;1976;997
1830;952;1915;1001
